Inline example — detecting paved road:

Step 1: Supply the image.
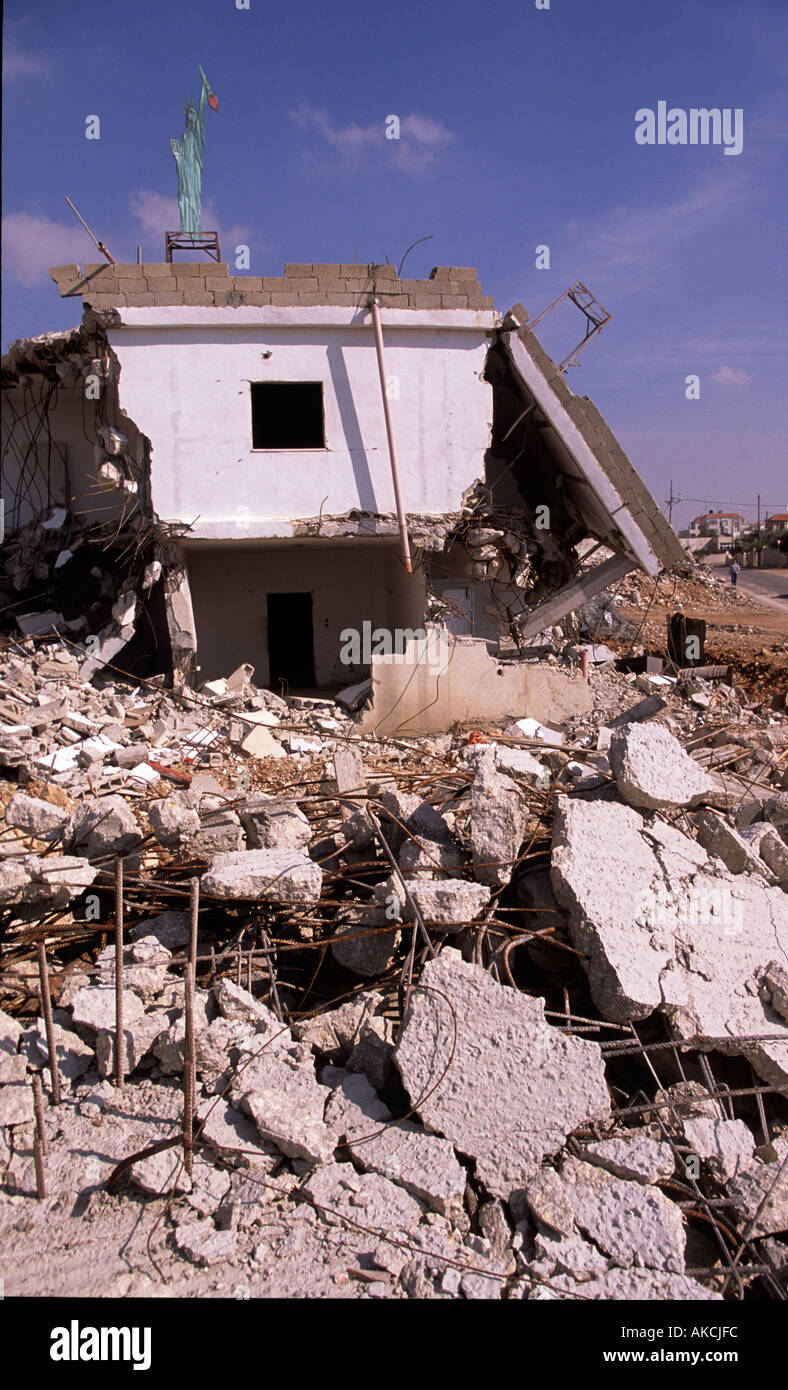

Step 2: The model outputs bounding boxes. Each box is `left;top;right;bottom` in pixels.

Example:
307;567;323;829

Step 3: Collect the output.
735;567;788;605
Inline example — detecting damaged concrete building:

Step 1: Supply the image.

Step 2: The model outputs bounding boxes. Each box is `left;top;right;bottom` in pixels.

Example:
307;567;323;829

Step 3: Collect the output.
1;259;683;720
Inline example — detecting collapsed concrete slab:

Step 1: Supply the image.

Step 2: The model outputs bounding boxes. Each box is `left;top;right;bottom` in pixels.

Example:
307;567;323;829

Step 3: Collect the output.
551;798;788;1087
356;637;592;738
470;753;532;888
201;849;322;901
394;949;609;1201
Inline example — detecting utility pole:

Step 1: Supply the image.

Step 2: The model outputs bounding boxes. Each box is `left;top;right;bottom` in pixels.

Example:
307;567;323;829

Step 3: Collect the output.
756;493;761;567
668;479;674;526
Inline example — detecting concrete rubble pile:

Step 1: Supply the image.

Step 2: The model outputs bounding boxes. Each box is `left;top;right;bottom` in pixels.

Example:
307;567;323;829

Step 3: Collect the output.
1;627;787;1301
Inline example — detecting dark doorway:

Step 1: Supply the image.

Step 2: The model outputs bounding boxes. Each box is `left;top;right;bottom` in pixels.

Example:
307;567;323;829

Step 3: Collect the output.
267;592;316;691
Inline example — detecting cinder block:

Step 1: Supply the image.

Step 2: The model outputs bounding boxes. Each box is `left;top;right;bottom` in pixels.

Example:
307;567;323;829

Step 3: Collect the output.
232;277;264;291
85;294;118;310
396;279;431;295
180;289;215;305
447;267;478;281
440;294;470;308
110;264;144;277
203;277;230;293
269;291;303;305
290;277;319;292
84;262;113;276
372;264;397;280
261;277;287;290
477;295;496;310
429;266;453;279
117;279;146;294
325;293;360;306
50;264;80;281
339;262;372;277
376;291;413;307
121;292;157;306
317;275;346;292
310;263;342;276
144;277;178;292
143;263;176;277
170;262;204;276
410;293;445;309
242;292;273;306
284;264;315;277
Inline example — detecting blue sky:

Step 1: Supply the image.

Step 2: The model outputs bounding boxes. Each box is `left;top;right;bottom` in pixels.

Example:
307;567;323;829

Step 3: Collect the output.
3;0;786;531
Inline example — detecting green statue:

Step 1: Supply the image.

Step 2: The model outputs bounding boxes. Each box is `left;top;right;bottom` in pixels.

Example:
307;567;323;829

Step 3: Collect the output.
170;65;218;238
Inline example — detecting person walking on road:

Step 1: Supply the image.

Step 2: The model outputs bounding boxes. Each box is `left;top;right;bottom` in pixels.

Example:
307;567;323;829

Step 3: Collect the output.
729;556;741;586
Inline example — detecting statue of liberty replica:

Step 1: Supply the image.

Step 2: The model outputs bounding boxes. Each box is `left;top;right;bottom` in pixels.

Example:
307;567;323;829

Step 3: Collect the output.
169;65;218;246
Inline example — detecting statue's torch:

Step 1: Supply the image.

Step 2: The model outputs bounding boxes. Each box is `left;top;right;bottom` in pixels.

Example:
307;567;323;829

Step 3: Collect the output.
199;65;218;112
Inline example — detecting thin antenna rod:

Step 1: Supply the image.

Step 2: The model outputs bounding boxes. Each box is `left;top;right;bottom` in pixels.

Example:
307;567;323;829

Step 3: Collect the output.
64;196;116;264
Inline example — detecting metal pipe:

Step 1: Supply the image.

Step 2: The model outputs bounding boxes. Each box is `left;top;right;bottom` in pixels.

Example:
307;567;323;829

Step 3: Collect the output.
369;298;412;573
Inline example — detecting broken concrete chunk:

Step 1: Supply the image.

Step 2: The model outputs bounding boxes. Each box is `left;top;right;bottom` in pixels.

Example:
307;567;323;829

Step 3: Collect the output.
97;1012;167;1078
742;823;788;886
398;834;463;878
0;1006;22;1057
323;1068;466;1217
201;849;322;902
174;1220;237;1266
130;911;190;950
0;1083;35;1126
63;794;142;861
726;1156;788;1236
195;1099;280;1170
0;854;98;908
147;795;201;848
239;793;311;851
131;1146;192;1195
394;950;609;1201
331;911;400;977
693;808;771;879
213;979;280;1028
192;810;245;854
609;722;715;811
304;1161;425;1230
5;792;68;840
20;1017;94;1081
70;985;146;1036
240;1051;334;1164
761;961;788;1022
551;798;788;1087
681;1117;756;1182
397;878;491;932
559;1156;686;1273
581;1134;675;1185
470;755;530;888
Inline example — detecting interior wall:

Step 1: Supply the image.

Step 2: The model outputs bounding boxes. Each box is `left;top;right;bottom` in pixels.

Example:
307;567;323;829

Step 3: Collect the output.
183;541;427;688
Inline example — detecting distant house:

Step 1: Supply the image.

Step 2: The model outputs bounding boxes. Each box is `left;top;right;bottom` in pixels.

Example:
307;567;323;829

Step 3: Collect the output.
765;513;788;535
688;512;745;548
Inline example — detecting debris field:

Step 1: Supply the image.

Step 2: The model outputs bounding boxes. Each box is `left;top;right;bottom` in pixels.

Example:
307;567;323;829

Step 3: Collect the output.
1;560;787;1301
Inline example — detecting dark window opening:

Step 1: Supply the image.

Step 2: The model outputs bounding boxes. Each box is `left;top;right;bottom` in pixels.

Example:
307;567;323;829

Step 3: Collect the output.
251;382;325;449
267;592;316;691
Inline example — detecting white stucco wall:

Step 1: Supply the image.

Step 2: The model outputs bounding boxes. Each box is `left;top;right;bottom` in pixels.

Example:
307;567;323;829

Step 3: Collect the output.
108;306;494;538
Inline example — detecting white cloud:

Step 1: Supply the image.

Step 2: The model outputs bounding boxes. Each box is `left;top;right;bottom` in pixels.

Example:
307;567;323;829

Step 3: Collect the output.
289;105;454;174
565;168;754;296
711;364;751;385
1;212;91;287
2;36;52;82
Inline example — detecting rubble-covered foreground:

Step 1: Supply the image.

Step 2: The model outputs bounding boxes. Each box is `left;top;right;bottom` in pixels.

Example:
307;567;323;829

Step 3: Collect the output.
1;627;787;1300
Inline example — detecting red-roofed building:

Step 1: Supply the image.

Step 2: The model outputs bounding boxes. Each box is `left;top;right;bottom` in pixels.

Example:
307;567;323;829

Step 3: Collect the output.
765;513;788;534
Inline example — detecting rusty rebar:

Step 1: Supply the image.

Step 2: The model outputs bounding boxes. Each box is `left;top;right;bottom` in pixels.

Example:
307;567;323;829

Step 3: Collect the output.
35;942;60;1106
32;1071;48;1156
114;856;124;1089
183;963;195;1175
